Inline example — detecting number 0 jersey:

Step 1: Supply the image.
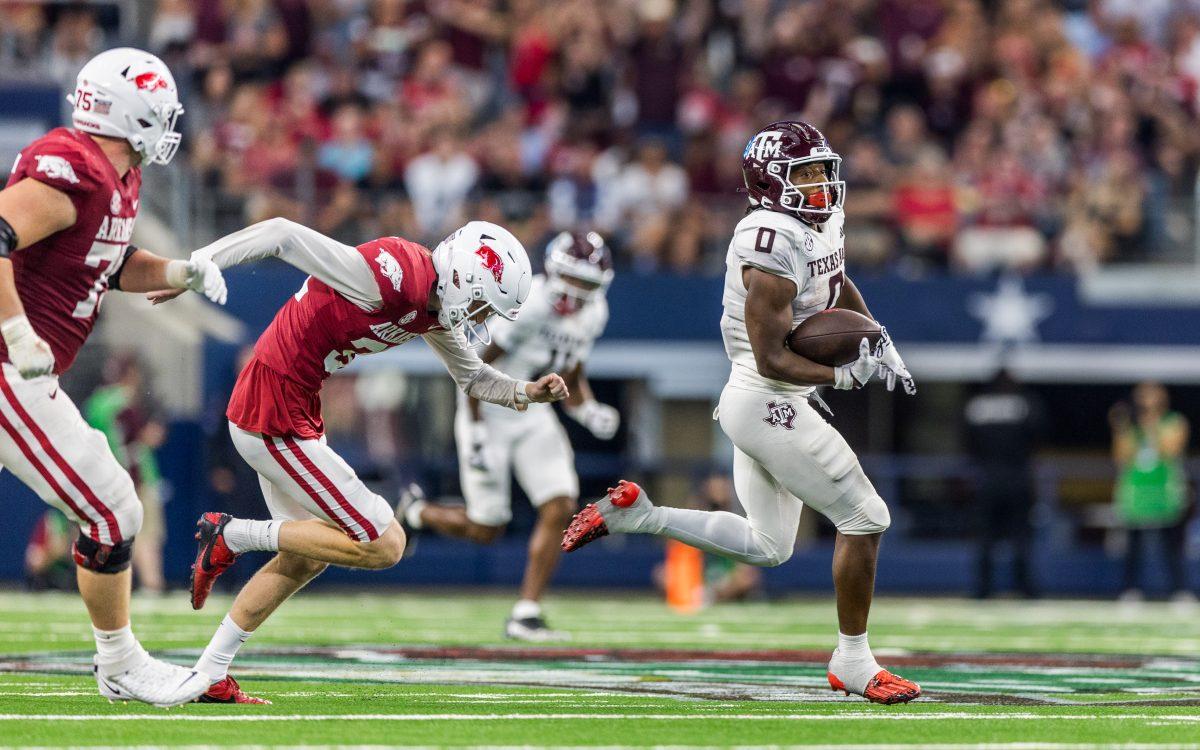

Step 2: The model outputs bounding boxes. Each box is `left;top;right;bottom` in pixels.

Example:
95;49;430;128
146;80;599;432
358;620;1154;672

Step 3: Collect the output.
1;128;142;374
720;208;845;396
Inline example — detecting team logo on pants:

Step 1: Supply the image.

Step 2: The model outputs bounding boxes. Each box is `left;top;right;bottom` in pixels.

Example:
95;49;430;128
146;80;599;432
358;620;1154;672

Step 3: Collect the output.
763;400;797;430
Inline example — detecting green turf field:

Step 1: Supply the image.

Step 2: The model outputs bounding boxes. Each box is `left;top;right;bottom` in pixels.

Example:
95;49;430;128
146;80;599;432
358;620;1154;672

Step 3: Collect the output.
0;590;1198;748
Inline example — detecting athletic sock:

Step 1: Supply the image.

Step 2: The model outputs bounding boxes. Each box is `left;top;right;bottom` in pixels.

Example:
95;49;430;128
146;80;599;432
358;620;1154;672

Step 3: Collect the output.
223;519;281;553
195;614;254;684
405;498;427;530
93;625;140;667
837;631;873;661
511;599;541;620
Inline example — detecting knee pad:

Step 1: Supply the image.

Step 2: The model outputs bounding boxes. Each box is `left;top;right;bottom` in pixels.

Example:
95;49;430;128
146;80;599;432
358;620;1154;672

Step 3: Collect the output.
834;494;892;535
72;533;134;573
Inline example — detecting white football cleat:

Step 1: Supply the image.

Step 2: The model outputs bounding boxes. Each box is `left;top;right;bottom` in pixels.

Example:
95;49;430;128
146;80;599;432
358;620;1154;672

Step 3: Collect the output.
94;649;210;708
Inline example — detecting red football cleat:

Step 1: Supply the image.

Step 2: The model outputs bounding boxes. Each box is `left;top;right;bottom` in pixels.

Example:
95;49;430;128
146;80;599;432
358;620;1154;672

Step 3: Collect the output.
828;668;921;705
190;512;239;610
561;481;642;552
197;675;270;705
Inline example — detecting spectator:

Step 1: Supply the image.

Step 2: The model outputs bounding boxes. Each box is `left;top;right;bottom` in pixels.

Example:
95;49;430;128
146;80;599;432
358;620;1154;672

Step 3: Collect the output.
404;131;479;242
84;356;168;596
318;104;375;184
25;509;75;592
964;368;1045;599
1109;382;1194;602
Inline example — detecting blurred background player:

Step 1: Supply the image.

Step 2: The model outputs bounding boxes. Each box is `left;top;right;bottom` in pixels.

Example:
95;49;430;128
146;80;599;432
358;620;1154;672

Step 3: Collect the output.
564;121;921;705
964;367;1045;599
85;353;169;596
0;46;226;707
178;218;569;701
1109;382;1194;602
25;508;77;592
401;230;617;641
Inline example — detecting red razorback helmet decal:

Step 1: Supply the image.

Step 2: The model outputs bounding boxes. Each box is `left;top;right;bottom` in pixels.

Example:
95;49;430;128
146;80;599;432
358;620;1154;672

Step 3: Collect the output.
742;120;845;225
475;244;505;284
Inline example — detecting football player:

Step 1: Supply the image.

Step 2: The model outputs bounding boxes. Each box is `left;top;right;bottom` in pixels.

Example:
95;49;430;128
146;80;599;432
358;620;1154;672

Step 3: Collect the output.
563;122;922;704
169;219;568;702
400;231;616;641
0;48;226;707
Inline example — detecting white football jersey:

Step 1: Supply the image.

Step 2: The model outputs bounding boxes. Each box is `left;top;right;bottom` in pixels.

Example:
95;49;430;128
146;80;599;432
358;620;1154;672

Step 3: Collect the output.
720;208;846;396
489;274;608;381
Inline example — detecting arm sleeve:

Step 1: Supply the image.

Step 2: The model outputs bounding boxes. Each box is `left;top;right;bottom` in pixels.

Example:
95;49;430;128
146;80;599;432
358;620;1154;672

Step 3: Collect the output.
423;328;530;409
191;217;382;310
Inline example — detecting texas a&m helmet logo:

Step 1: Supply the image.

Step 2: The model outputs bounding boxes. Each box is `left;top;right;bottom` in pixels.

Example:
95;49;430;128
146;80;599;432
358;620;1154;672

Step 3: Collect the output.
476;244;505;284
763;400;797;430
744;131;784;162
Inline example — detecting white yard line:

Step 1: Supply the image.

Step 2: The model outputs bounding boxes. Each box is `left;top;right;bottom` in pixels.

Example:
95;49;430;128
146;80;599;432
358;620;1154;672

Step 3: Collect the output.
0;712;1197;722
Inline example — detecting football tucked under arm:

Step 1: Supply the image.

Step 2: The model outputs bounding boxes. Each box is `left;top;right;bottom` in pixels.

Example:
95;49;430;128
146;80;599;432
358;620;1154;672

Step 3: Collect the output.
189;217;381;309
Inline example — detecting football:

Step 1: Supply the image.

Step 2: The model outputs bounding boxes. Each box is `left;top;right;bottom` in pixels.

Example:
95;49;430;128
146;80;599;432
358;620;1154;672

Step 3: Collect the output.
786;309;882;367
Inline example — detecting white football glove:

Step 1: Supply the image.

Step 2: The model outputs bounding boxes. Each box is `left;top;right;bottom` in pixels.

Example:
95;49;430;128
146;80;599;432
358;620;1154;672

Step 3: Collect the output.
1;315;55;379
566;400;620;440
165;257;228;305
833;337;882;390
877;326;916;395
466;421;489;472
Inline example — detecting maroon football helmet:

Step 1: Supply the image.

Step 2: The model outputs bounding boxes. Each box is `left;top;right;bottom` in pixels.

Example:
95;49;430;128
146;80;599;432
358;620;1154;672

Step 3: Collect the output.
544;230;614;315
742;120;845;225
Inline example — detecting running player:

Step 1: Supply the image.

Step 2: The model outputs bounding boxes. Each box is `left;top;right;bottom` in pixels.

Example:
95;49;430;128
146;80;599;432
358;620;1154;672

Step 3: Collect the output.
176;218;568;702
562;121;922;705
400;230;616;640
0;48;226;707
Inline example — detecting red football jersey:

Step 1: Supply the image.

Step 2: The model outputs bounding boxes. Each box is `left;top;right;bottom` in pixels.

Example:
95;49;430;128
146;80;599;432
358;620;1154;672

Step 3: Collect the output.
227;236;441;438
1;128;142;374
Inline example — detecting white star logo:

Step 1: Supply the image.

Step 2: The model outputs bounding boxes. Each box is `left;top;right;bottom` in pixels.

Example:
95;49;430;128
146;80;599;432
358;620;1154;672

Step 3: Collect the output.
968;274;1054;343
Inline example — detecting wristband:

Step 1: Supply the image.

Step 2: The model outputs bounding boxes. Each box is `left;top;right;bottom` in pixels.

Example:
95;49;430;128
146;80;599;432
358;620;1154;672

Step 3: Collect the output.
514;381;532;405
0;216;18;258
164;259;190;289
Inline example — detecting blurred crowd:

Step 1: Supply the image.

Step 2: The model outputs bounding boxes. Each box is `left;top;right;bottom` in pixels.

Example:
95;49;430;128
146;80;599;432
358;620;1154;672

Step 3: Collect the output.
3;0;1200;274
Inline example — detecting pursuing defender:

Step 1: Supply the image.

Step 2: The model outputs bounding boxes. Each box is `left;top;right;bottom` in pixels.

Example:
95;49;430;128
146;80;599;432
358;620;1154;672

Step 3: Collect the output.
174;218;568;702
400;230;617;640
0;48;226;707
563;121;922;704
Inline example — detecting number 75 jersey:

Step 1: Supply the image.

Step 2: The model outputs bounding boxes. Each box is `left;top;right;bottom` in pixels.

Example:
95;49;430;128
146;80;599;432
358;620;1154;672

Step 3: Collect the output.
720;208;845;397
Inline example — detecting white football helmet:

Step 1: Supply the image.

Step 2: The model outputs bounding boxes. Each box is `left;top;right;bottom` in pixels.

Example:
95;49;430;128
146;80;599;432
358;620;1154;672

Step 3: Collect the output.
432;221;532;344
68;48;184;166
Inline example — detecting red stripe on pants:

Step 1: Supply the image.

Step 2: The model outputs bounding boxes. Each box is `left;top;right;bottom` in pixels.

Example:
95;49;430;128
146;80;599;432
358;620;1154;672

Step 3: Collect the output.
262;436;370;541
282;436;379;542
0;406;100;541
0;377;120;542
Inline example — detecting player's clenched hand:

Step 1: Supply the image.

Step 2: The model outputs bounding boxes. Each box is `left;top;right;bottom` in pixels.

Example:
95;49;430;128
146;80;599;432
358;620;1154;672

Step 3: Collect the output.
876;326;916;396
833;337;882;390
1;315;55;379
525;373;569;403
567;400;620;440
165;257;228;305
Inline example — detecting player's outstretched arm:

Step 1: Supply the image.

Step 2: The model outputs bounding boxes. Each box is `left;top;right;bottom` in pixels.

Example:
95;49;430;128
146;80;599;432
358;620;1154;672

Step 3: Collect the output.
111;248;227;304
148;218;379;308
743;267;836;387
425;329;569;411
0;179;77;377
562;363;619;440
